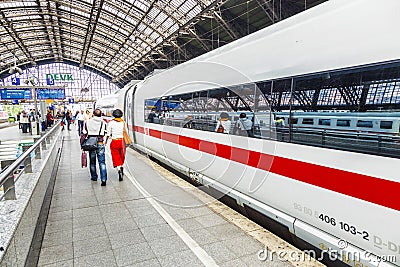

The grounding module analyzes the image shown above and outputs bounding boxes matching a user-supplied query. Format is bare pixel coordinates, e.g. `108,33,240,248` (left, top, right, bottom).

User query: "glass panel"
356,120,373,128
336,120,350,127
1,63,120,100
318,119,331,126
380,121,393,129
302,118,314,125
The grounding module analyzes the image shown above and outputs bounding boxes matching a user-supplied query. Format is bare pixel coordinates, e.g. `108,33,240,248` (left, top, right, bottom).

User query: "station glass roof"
0,0,218,86
0,0,326,88
0,62,120,100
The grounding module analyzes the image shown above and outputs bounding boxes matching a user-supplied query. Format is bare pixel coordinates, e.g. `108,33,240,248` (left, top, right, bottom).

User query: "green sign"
46,73,74,81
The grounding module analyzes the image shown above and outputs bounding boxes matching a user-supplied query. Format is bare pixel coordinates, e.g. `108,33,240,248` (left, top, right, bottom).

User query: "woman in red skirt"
104,109,126,181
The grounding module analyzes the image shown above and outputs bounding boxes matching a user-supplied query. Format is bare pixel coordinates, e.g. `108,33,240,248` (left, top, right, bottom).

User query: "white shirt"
215,120,232,134
107,120,124,139
236,118,252,130
83,117,107,136
76,113,85,121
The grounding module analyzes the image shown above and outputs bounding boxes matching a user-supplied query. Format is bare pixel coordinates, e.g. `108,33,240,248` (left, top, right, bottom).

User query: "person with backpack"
82,109,108,186
234,113,253,137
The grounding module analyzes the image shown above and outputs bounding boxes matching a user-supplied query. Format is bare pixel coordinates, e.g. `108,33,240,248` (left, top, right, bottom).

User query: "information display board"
37,88,65,99
0,89,32,99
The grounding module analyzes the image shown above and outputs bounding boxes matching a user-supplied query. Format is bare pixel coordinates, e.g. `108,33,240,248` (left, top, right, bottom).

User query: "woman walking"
104,109,126,181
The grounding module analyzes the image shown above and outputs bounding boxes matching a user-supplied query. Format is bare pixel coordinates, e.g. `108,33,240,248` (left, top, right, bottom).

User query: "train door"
125,85,137,143
124,87,134,143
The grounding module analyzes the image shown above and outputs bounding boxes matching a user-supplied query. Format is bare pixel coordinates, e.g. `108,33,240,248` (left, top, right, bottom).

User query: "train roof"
95,93,118,108
139,0,400,97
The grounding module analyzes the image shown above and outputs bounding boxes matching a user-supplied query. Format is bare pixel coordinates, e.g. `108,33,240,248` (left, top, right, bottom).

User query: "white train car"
95,93,119,117
112,1,400,266
95,80,140,122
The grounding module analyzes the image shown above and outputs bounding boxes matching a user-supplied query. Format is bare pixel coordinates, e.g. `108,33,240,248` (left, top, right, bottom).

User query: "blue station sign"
37,88,66,100
0,89,32,100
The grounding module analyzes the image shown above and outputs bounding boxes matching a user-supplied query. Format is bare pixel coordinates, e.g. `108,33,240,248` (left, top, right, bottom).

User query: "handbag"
81,122,103,151
123,122,132,146
81,151,87,168
217,121,224,133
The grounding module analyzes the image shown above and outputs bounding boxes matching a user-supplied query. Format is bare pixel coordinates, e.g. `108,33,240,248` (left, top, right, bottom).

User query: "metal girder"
182,40,204,58
36,0,63,61
155,1,211,53
79,0,105,68
337,85,360,109
101,0,161,71
279,0,305,20
116,0,227,82
311,88,321,111
188,28,211,52
219,6,258,37
358,83,370,112
0,10,35,66
292,90,312,110
212,11,238,40
256,0,278,23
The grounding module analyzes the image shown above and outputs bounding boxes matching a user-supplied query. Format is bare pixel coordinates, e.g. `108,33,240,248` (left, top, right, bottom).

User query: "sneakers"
101,181,106,186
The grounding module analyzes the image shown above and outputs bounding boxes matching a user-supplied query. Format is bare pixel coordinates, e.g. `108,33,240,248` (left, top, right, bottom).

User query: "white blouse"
215,120,232,134
107,120,124,139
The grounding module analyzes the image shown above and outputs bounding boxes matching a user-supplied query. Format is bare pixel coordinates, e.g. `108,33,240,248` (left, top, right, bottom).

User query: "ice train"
98,1,400,266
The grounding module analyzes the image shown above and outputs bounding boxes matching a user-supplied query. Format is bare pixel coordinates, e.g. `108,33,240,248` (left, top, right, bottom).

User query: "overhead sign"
37,89,66,100
0,89,31,100
46,73,73,82
46,77,55,86
11,77,20,85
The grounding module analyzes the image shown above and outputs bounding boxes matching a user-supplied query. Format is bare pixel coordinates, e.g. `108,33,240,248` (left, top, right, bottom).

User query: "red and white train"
98,1,400,266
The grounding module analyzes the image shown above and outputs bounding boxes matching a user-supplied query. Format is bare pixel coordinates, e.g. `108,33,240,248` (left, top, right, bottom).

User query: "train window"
356,120,373,128
290,118,298,124
336,119,350,127
318,119,331,126
302,118,314,125
380,121,393,129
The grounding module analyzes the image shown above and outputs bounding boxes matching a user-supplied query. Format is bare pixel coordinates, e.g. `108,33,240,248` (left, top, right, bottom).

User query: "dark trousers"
78,120,84,135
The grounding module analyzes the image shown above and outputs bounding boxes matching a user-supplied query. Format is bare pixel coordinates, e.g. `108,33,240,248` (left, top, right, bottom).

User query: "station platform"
0,124,40,164
35,131,321,267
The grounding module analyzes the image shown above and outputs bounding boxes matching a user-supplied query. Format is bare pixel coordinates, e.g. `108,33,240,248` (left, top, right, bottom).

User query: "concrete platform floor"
37,130,323,267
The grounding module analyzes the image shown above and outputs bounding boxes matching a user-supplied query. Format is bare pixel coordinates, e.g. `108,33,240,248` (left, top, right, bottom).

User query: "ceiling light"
25,76,38,86
9,66,23,75
9,53,23,75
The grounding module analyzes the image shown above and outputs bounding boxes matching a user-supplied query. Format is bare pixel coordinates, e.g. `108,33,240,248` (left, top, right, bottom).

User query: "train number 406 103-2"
318,213,369,241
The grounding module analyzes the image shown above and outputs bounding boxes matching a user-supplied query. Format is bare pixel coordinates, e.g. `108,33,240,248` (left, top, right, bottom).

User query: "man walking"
76,110,85,136
83,109,108,186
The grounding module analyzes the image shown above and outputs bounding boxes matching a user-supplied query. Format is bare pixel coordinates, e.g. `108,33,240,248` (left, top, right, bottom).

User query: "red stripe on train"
134,125,400,211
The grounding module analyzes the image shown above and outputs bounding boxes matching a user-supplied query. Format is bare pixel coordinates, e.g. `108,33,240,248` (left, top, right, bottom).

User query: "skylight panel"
133,0,149,12
187,6,201,19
